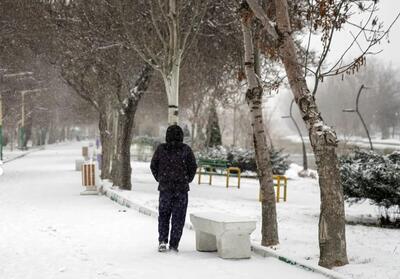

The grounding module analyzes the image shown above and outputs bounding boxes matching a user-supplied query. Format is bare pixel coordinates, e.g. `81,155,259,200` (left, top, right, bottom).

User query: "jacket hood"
166,125,184,143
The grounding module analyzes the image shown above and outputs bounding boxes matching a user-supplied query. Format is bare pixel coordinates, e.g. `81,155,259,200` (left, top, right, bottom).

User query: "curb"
100,182,347,279
251,244,348,279
102,185,158,219
3,147,45,164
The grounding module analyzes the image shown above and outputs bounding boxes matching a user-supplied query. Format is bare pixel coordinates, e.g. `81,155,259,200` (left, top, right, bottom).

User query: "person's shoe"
169,246,179,253
158,242,167,252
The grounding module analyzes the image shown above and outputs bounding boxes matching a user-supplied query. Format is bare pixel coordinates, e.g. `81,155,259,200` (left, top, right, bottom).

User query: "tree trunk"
240,9,279,246
110,110,119,183
111,64,153,190
60,126,66,142
23,118,33,148
163,59,181,125
112,110,135,190
10,126,14,151
99,111,112,180
48,121,57,144
191,122,195,146
274,0,348,268
381,126,389,139
233,104,237,147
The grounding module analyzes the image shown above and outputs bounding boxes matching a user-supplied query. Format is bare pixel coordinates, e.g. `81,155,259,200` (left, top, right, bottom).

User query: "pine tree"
206,104,222,147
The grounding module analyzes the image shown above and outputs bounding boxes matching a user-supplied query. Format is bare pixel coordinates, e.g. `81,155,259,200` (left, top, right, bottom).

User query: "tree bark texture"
111,64,153,190
110,110,119,183
163,58,181,125
47,121,57,144
99,111,112,180
23,117,32,148
112,110,135,190
273,0,348,267
240,9,279,247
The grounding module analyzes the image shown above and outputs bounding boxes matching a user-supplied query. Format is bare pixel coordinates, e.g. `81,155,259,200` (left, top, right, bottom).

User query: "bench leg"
284,184,287,202
198,170,201,184
195,231,217,252
216,233,252,259
276,177,281,203
283,177,287,202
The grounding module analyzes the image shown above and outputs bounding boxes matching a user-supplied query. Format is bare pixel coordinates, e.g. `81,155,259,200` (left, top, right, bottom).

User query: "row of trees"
1,0,397,269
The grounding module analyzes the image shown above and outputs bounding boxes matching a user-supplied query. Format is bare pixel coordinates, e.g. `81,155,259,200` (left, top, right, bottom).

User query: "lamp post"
282,99,308,171
1,71,34,153
17,88,44,150
343,84,373,150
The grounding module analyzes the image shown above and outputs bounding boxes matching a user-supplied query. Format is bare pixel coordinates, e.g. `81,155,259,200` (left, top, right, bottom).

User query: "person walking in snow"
150,125,197,252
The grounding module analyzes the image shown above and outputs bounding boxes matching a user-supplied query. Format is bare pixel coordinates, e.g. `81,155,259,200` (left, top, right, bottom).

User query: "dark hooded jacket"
150,125,197,192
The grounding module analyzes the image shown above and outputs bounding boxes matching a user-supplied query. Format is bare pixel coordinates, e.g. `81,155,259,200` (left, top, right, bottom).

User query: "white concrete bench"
190,212,256,259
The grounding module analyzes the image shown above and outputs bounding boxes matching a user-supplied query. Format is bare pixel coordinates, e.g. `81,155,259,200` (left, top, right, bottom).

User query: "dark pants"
158,191,188,248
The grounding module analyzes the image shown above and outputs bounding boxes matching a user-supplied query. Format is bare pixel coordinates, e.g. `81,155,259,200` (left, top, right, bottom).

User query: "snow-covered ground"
2,148,31,162
0,143,325,279
118,157,400,279
284,134,400,150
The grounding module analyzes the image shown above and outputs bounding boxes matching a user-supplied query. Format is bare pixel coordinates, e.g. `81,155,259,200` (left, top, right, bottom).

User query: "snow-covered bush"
340,150,400,226
132,136,162,150
196,146,289,175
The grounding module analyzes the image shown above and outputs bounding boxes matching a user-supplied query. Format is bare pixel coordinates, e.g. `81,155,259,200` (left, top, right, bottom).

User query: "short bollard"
75,159,84,171
82,146,89,160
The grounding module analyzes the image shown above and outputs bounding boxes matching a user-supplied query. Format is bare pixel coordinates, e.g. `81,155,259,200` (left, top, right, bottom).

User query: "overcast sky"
315,0,400,68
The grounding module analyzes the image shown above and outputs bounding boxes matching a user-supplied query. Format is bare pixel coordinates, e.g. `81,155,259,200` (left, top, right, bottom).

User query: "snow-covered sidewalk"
0,143,324,279
2,146,43,163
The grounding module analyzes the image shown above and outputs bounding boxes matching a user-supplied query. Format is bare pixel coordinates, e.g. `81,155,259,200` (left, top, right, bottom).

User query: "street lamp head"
281,115,291,119
343,109,356,113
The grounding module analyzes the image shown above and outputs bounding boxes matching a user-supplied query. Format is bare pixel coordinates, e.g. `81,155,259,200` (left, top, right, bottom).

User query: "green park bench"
197,158,241,188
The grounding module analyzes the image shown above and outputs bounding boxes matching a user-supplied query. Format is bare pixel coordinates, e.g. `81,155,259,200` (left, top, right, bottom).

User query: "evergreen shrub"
197,146,289,175
340,150,400,226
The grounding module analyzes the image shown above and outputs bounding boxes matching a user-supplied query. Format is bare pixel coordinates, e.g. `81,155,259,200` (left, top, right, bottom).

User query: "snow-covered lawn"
284,134,400,150
120,159,400,279
0,143,325,279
